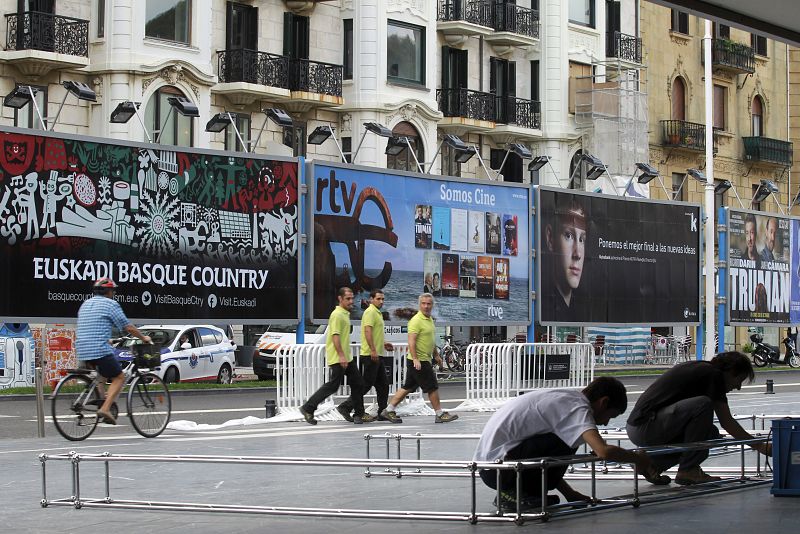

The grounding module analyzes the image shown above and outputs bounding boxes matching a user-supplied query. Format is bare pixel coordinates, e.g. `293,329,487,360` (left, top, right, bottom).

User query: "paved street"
1,371,800,533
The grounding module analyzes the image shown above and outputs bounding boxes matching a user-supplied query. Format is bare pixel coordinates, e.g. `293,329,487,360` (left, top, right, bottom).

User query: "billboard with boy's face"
310,162,530,325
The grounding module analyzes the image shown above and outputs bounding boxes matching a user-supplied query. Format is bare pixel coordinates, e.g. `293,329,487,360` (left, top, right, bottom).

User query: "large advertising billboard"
537,188,701,325
0,128,298,323
727,209,792,325
310,162,530,325
792,219,800,324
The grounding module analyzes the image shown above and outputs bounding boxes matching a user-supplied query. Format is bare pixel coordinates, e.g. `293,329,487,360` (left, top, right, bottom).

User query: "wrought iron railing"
708,39,755,73
437,88,496,122
437,0,493,27
492,1,539,39
743,137,793,166
5,11,88,56
661,120,719,152
495,97,541,129
608,31,642,63
218,50,342,97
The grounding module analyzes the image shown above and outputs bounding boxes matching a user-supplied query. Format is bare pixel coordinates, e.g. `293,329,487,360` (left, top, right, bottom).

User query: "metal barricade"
455,343,593,412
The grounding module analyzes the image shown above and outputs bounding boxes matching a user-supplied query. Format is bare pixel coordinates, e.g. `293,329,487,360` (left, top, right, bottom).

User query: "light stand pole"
703,19,716,361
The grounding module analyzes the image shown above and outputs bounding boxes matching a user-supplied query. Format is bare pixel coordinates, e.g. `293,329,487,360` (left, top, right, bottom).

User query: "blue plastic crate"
771,418,800,496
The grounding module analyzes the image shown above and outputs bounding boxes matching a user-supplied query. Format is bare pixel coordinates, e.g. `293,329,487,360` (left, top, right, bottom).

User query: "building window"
569,0,595,27
714,179,727,214
714,23,730,39
343,19,353,80
341,136,352,163
490,147,523,183
13,84,47,130
146,0,191,44
531,60,540,102
387,20,425,85
97,0,105,38
671,77,686,120
672,172,686,201
442,143,462,178
751,184,762,211
671,9,689,34
144,86,194,146
713,84,726,130
751,33,768,56
568,150,586,191
283,122,307,157
386,121,425,171
224,113,251,152
752,95,764,137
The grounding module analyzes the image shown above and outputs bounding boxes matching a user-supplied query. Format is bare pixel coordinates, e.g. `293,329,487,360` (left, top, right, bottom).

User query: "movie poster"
728,210,791,324
503,214,518,256
423,251,442,296
494,258,510,300
433,206,450,250
468,211,485,253
450,208,468,252
459,255,476,298
477,256,494,299
441,253,460,297
486,212,502,254
414,204,432,248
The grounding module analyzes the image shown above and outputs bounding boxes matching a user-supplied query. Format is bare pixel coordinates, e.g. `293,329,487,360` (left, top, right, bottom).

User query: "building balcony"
489,96,542,141
703,38,755,74
743,136,793,166
437,0,494,43
662,120,718,153
1,11,89,76
484,1,540,49
213,49,343,111
437,88,496,132
607,31,642,64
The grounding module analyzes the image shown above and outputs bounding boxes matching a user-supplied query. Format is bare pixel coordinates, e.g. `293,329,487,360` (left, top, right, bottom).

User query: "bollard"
265,400,276,418
765,379,774,395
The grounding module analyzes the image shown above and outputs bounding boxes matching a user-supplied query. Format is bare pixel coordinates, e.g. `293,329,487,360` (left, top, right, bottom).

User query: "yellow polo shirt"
325,306,352,365
360,304,385,356
407,311,435,362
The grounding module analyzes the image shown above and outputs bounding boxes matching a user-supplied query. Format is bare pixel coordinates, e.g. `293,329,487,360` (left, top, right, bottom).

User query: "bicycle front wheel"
127,373,171,438
51,374,100,441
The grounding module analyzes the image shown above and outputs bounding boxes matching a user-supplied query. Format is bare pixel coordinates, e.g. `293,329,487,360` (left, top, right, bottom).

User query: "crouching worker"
473,377,654,510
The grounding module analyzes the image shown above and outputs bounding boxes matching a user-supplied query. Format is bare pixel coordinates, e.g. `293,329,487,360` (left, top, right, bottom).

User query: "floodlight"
62,80,96,102
307,125,333,145
427,134,471,172
586,165,606,180
454,145,476,164
205,112,235,133
4,85,38,109
635,162,659,181
364,122,393,137
109,101,140,123
687,168,707,182
760,179,779,194
507,143,532,159
385,136,409,156
442,134,468,151
265,107,293,127
528,155,550,172
581,153,604,168
167,96,200,117
714,180,732,194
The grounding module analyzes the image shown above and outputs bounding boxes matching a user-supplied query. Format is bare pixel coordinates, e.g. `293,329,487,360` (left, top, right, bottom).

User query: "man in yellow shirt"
337,289,400,423
300,287,371,425
380,293,458,423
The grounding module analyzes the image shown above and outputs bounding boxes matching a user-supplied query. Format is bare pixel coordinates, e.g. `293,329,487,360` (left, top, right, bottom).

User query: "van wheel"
163,367,179,384
217,364,233,384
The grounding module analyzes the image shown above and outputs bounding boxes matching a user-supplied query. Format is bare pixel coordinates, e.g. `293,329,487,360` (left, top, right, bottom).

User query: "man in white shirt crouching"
473,376,655,510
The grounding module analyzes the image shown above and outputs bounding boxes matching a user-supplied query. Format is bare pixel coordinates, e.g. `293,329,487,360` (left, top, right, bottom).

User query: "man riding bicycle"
76,278,151,425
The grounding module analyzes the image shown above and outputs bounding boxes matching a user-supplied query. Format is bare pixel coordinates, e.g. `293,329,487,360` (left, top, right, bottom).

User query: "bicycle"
51,343,172,441
440,336,464,372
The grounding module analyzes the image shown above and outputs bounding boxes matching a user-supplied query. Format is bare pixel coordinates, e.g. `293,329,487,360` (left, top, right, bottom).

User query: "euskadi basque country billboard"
536,187,701,325
310,162,530,325
0,127,298,323
727,209,795,325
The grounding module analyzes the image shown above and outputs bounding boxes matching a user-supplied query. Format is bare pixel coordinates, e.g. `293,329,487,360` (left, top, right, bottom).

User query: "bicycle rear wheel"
127,372,171,438
51,374,100,441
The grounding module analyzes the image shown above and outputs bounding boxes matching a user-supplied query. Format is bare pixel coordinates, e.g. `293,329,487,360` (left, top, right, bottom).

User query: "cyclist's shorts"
82,355,123,379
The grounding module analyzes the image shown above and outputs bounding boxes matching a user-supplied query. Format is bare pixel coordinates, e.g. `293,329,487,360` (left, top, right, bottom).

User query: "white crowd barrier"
275,343,432,421
454,343,594,412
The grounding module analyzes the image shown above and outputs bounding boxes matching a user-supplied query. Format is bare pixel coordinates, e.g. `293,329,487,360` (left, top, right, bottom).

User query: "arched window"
752,95,764,137
386,121,425,172
671,77,686,120
144,86,194,146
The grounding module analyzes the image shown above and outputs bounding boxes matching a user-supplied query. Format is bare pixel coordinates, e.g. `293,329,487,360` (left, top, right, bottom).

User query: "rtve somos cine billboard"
536,187,701,326
310,162,531,325
0,127,299,323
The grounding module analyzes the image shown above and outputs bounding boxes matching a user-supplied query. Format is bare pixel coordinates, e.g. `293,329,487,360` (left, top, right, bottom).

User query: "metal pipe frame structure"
39,435,771,526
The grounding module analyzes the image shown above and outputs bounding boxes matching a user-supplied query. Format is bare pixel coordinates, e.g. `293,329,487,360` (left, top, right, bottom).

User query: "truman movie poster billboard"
0,128,299,323
728,210,791,325
792,219,800,324
310,162,530,325
537,188,701,325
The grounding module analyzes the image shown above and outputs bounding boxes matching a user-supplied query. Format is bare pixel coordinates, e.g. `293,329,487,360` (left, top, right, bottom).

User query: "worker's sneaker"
378,410,403,424
434,411,459,423
336,405,354,422
493,491,559,511
355,413,376,424
643,466,671,485
675,467,721,485
299,406,317,426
